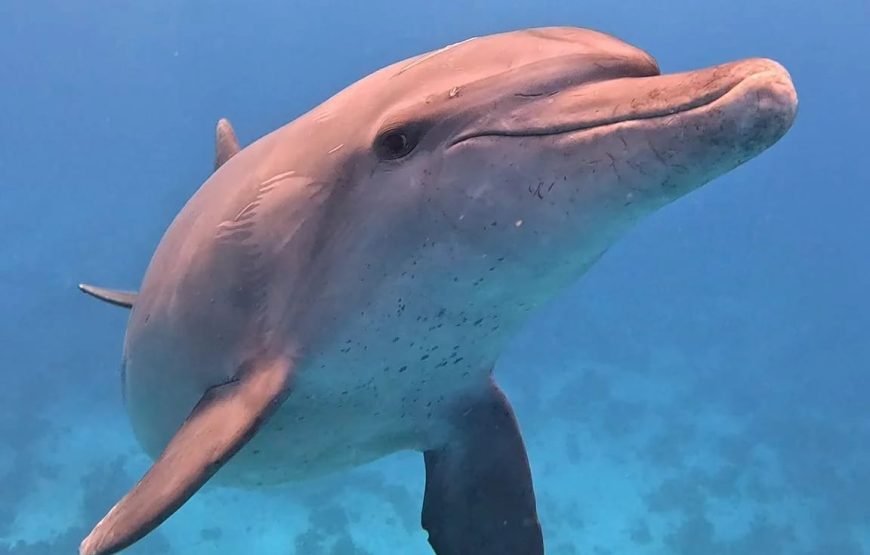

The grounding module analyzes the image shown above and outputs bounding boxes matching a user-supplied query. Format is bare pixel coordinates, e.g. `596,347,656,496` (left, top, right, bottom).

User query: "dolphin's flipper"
421,381,543,555
78,283,138,309
79,357,294,555
214,117,241,170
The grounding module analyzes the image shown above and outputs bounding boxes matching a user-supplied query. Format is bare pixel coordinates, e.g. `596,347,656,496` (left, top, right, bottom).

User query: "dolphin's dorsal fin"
79,356,294,555
78,283,137,309
214,118,241,170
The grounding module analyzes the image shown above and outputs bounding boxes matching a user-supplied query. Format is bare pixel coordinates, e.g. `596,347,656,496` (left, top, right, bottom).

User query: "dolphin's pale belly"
207,254,545,487
215,301,500,483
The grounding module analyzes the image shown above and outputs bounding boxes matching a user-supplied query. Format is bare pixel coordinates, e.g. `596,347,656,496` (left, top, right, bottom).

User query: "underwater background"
1,0,868,553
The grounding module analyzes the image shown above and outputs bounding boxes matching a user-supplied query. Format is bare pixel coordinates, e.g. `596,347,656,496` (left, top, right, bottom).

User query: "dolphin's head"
308,26,797,292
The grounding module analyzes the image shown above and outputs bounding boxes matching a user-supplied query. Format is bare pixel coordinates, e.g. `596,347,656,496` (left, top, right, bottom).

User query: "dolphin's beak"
453,58,797,146
561,57,797,138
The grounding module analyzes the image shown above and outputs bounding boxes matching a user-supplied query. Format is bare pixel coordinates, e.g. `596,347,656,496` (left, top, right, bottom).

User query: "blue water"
1,0,868,553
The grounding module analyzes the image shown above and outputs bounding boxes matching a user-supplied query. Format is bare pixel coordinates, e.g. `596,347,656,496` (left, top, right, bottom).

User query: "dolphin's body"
78,27,797,555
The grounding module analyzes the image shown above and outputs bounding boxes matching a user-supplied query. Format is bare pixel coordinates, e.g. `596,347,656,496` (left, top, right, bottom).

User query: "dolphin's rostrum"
77,26,797,555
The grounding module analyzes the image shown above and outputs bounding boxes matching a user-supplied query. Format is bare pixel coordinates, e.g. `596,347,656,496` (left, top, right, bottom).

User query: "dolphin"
77,26,797,555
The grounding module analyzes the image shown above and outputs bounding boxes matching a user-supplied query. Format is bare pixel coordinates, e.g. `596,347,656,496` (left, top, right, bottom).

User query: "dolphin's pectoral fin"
214,117,241,170
79,356,294,555
78,283,138,309
421,380,543,555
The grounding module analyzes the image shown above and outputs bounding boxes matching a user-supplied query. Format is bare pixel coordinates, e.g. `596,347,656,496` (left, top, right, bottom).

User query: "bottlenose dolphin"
77,26,797,555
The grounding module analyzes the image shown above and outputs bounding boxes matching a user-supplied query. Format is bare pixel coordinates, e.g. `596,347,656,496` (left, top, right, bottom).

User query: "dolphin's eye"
375,125,420,160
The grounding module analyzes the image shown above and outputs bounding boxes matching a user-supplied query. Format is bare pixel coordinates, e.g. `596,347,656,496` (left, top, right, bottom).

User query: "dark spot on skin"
252,449,261,455
399,366,407,373
453,358,464,364
392,337,399,343
473,318,484,326
420,354,429,361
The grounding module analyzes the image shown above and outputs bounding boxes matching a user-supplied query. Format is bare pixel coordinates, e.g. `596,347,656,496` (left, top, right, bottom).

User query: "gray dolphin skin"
77,26,797,555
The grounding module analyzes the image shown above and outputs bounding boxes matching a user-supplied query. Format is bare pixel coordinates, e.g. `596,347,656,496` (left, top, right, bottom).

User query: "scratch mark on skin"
225,171,297,224
606,152,623,182
329,144,344,154
618,134,628,150
394,37,478,76
216,170,298,331
529,178,560,200
647,140,668,166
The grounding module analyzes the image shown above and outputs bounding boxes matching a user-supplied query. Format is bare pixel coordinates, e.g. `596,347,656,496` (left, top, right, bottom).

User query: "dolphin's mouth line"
449,77,738,147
